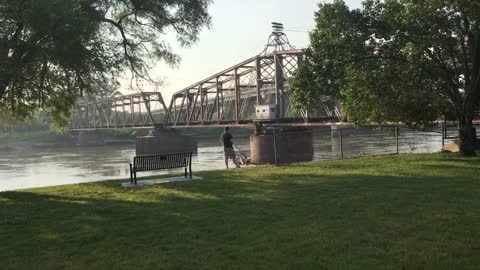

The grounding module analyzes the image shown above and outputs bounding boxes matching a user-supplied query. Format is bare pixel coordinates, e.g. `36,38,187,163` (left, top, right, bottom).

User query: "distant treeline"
0,112,254,144
0,112,54,132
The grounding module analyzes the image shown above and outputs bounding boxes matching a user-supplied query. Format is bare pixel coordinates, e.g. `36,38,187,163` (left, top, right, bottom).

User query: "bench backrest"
133,152,192,172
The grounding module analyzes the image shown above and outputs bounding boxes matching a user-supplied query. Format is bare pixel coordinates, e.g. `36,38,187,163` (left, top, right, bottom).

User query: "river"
0,127,456,192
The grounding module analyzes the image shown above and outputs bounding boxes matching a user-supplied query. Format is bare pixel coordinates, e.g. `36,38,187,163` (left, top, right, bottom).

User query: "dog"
236,153,251,166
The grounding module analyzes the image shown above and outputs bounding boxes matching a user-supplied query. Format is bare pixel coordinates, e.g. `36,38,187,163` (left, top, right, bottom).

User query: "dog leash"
234,144,245,155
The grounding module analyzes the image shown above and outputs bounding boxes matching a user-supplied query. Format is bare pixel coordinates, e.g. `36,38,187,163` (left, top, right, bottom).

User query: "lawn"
1,153,480,269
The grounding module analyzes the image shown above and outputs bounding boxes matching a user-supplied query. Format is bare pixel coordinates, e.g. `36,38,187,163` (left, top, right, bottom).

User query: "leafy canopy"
291,0,480,131
0,0,211,124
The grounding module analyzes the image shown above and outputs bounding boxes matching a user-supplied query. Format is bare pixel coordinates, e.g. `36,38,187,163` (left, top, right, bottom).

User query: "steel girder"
165,49,339,127
69,92,170,130
69,50,342,130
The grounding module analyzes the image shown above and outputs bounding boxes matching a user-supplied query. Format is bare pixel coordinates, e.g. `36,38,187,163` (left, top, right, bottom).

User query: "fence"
268,125,464,165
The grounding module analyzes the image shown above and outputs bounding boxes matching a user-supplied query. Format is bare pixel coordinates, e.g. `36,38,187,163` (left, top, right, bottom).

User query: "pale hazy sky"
128,0,363,99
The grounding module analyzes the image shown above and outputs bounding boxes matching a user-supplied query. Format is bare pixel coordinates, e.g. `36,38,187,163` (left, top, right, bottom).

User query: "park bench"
130,152,193,185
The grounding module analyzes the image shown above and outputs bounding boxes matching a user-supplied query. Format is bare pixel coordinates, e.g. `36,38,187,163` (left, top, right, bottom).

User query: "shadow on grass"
1,167,480,269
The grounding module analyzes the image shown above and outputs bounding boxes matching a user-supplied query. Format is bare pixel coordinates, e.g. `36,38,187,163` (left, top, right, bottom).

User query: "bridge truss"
70,25,342,130
70,92,170,130
70,49,341,130
168,49,312,127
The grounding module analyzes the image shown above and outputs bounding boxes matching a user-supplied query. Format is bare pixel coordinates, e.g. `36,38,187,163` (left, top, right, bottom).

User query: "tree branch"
98,16,150,84
469,32,480,106
449,39,461,86
460,33,471,85
99,13,165,88
342,54,410,67
99,17,130,59
0,35,9,100
424,49,463,113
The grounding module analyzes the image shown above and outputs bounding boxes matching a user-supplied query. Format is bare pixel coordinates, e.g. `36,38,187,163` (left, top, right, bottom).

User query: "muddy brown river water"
0,127,454,192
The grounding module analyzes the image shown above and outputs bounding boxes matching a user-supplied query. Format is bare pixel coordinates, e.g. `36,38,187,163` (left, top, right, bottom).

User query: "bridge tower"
257,23,295,118
250,23,314,165
261,22,294,55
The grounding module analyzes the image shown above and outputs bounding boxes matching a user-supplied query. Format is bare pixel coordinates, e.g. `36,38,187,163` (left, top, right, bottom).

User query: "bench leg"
134,171,137,185
189,163,192,179
184,167,187,178
130,163,133,184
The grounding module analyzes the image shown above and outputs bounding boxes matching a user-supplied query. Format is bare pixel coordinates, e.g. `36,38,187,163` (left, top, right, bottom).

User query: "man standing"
221,126,240,169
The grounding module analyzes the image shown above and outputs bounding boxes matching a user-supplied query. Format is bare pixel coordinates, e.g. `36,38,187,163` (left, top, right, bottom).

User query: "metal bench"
129,152,193,185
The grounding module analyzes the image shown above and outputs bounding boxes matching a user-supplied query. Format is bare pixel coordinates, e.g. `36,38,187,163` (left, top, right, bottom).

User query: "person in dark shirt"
220,126,240,169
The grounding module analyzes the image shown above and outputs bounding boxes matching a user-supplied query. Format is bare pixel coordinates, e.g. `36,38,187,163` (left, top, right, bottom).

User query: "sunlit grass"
1,153,480,269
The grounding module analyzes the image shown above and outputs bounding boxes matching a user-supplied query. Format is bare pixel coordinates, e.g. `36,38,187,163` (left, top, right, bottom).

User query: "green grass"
1,153,480,269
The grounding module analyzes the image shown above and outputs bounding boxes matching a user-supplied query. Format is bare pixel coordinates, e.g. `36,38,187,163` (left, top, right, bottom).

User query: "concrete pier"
250,126,313,165
136,128,198,156
76,132,105,146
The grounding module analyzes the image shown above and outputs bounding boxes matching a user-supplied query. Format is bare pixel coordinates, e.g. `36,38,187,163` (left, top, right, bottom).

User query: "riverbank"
1,153,480,269
0,129,138,148
0,127,253,148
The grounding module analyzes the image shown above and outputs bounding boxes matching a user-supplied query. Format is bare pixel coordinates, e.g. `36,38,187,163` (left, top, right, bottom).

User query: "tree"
83,80,122,103
0,0,211,123
291,0,480,155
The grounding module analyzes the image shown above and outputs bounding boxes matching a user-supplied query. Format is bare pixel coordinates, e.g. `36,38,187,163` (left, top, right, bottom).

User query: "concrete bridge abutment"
75,131,105,146
250,125,313,165
136,126,198,156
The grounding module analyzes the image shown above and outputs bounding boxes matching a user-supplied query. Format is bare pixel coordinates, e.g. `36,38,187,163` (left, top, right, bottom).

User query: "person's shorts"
224,148,236,159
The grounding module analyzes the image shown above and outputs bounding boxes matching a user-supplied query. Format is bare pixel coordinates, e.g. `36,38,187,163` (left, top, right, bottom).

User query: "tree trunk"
0,81,6,100
0,35,9,100
459,117,477,156
459,32,480,156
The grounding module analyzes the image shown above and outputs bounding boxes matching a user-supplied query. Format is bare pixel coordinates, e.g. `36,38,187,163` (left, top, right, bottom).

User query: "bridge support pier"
75,131,105,147
136,126,198,156
250,125,313,165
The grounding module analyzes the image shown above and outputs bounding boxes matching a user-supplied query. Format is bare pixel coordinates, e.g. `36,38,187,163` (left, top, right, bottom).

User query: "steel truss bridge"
70,28,342,131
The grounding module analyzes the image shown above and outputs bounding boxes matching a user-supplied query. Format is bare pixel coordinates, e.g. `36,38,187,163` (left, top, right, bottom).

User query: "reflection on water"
0,127,453,192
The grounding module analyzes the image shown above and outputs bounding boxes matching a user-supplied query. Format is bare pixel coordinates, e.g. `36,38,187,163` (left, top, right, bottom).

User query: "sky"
124,0,363,100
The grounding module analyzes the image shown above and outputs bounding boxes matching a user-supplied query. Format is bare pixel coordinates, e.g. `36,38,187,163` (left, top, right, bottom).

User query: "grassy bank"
1,153,480,269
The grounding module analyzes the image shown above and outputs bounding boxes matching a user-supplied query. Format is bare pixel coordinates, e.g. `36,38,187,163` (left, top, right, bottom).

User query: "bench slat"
133,153,192,172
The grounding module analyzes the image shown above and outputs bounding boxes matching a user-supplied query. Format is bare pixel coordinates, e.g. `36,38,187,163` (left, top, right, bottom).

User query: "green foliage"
0,0,211,124
2,153,480,269
289,55,323,112
0,111,52,132
0,111,70,143
290,0,367,112
291,0,480,152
